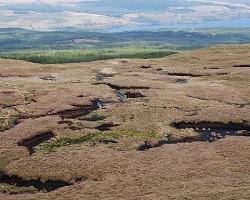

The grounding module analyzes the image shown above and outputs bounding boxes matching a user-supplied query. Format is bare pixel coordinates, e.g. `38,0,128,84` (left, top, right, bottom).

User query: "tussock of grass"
0,115,20,132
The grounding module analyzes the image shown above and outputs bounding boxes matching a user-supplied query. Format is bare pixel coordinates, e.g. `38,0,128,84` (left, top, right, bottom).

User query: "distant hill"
0,27,250,64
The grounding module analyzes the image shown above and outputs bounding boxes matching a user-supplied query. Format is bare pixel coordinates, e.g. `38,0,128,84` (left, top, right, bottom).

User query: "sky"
0,0,249,30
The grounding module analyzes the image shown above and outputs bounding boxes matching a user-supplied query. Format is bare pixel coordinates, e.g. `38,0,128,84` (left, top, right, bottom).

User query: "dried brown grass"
0,44,250,199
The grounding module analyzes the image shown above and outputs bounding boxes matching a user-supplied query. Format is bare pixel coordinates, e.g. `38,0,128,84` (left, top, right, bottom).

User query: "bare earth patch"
0,44,250,199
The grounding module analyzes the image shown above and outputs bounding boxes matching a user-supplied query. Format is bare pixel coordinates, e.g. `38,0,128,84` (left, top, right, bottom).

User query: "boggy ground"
0,44,250,199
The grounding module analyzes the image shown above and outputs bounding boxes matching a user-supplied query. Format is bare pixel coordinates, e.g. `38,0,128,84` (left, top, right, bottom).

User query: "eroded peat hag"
0,171,3,181
18,132,55,155
56,99,103,119
39,76,56,81
140,65,152,69
137,140,165,151
125,91,145,98
137,135,197,151
0,174,85,192
233,64,250,68
176,79,188,84
20,99,104,120
96,73,114,81
167,72,206,77
137,122,250,151
173,121,250,142
96,123,120,131
56,106,95,119
173,121,249,130
82,115,106,122
98,83,150,90
116,91,146,99
98,139,118,144
96,83,148,100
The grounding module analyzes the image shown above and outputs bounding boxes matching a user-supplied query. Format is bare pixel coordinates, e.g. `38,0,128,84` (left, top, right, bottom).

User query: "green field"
0,48,177,64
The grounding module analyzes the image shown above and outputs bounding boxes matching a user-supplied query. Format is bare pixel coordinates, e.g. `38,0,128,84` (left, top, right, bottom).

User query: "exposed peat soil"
137,122,250,150
82,115,106,121
167,72,205,77
233,64,250,68
56,99,103,119
0,175,81,192
95,123,120,131
116,91,146,99
174,121,250,141
174,121,249,139
18,132,55,155
98,83,150,90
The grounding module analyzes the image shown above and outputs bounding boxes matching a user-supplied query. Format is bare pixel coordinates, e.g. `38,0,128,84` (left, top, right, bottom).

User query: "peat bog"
0,44,250,199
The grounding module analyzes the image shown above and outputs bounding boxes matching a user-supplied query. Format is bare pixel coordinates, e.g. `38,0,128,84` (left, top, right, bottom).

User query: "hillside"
0,44,250,199
1,28,250,52
1,27,250,64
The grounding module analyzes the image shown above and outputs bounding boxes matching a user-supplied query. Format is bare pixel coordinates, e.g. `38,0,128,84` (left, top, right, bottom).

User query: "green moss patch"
43,134,96,151
42,130,154,151
101,130,148,138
